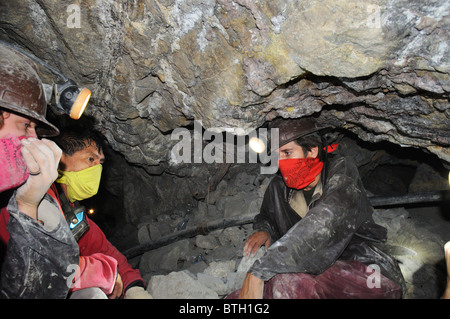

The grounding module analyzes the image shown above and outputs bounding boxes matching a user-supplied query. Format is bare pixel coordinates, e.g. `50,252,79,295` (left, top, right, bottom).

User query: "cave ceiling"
0,0,449,170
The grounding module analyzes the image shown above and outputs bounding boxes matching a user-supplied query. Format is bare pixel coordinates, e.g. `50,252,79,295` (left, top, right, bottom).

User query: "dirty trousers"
229,260,402,299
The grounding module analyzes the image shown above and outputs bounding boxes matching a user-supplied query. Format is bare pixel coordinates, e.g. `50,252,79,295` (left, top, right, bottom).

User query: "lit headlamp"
54,80,91,119
249,136,266,154
0,41,91,120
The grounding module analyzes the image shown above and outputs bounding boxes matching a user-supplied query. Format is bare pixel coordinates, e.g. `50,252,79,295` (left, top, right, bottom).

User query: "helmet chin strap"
320,135,329,189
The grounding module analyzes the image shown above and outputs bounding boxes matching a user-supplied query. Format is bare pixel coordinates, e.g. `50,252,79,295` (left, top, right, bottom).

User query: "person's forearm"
16,201,38,220
239,273,264,299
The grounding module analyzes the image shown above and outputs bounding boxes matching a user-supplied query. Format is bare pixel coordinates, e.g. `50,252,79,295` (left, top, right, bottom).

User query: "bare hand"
108,274,123,299
243,231,270,257
16,138,62,219
238,273,264,299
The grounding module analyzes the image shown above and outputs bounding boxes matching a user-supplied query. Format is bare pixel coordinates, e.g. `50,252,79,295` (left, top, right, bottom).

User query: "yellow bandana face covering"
56,164,103,202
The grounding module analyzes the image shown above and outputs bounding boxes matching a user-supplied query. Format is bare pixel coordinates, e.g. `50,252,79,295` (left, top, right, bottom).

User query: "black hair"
293,132,326,161
51,115,104,156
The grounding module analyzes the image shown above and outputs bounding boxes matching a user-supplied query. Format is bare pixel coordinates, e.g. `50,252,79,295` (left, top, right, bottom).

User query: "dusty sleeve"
253,176,301,243
70,253,118,295
0,191,79,299
77,217,145,292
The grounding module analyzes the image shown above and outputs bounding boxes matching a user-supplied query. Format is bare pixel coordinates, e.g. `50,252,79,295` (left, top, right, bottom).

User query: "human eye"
23,121,32,130
278,150,289,159
23,121,37,134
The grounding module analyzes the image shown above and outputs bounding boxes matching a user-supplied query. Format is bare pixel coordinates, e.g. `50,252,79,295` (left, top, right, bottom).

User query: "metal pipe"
123,191,450,258
368,191,450,207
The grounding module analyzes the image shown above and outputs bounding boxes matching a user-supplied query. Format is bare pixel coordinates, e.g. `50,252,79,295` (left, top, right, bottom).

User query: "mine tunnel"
0,0,449,301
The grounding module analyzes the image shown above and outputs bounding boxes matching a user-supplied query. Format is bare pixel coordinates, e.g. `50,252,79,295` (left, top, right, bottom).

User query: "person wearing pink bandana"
0,43,78,298
233,117,405,299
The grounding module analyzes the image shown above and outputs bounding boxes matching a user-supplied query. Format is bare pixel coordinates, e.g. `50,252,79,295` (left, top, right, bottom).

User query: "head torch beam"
0,41,91,120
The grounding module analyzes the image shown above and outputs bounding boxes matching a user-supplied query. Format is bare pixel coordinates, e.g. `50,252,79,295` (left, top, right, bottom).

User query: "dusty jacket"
249,155,405,291
0,189,79,299
0,188,119,297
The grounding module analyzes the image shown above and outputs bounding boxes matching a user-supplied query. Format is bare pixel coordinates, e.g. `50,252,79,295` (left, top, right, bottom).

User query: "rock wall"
1,0,448,170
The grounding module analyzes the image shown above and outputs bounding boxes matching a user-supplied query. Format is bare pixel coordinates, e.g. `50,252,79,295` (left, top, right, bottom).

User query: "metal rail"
123,191,450,258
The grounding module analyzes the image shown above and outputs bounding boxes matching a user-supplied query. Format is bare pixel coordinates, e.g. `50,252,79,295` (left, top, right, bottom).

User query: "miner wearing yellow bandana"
52,116,152,299
57,161,103,203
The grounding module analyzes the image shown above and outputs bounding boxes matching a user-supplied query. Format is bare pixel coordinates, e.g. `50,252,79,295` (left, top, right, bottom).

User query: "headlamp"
0,41,91,120
54,80,91,119
249,137,266,154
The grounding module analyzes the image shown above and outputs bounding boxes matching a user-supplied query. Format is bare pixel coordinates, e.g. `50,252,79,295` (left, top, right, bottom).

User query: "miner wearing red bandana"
235,117,406,299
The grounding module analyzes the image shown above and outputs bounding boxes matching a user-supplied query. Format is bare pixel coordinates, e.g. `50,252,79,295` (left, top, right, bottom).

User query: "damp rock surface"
1,0,448,169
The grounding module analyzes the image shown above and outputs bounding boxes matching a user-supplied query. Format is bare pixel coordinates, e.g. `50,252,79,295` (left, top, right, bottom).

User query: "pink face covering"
0,135,29,192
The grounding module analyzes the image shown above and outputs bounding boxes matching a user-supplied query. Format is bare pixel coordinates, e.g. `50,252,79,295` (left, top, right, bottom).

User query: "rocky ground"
373,205,449,299
120,165,449,299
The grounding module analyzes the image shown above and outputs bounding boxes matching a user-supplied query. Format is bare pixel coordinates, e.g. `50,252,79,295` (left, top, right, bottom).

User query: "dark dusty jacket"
249,155,405,292
0,189,79,299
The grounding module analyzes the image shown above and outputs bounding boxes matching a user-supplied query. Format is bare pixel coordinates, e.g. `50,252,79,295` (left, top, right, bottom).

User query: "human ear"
58,153,68,171
306,146,319,158
2,111,11,119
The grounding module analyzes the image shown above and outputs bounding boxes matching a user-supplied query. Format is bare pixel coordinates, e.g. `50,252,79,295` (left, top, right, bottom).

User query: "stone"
137,225,151,245
206,245,241,262
195,234,219,250
409,163,450,193
197,273,229,296
203,260,236,278
147,270,219,299
140,240,190,273
137,222,164,244
148,224,162,241
1,0,448,169
217,226,247,248
233,171,257,192
222,192,262,218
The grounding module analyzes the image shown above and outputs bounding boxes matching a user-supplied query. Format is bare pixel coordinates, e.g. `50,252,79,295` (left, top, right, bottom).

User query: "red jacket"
1,186,144,297
77,215,145,293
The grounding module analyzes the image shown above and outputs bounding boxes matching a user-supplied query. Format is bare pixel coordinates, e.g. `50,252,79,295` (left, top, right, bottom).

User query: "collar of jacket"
289,179,323,218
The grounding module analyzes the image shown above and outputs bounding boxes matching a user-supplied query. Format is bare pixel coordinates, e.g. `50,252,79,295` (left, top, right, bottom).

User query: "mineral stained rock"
0,0,448,168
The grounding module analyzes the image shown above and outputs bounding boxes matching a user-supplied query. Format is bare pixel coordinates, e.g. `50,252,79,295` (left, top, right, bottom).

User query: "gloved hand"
125,286,153,299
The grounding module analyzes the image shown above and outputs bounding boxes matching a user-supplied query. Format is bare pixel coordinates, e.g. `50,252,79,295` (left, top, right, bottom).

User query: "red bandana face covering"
278,144,339,190
278,157,323,190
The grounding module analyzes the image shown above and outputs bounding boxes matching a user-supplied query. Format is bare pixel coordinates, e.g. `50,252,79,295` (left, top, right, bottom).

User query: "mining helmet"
0,43,59,137
270,117,330,148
